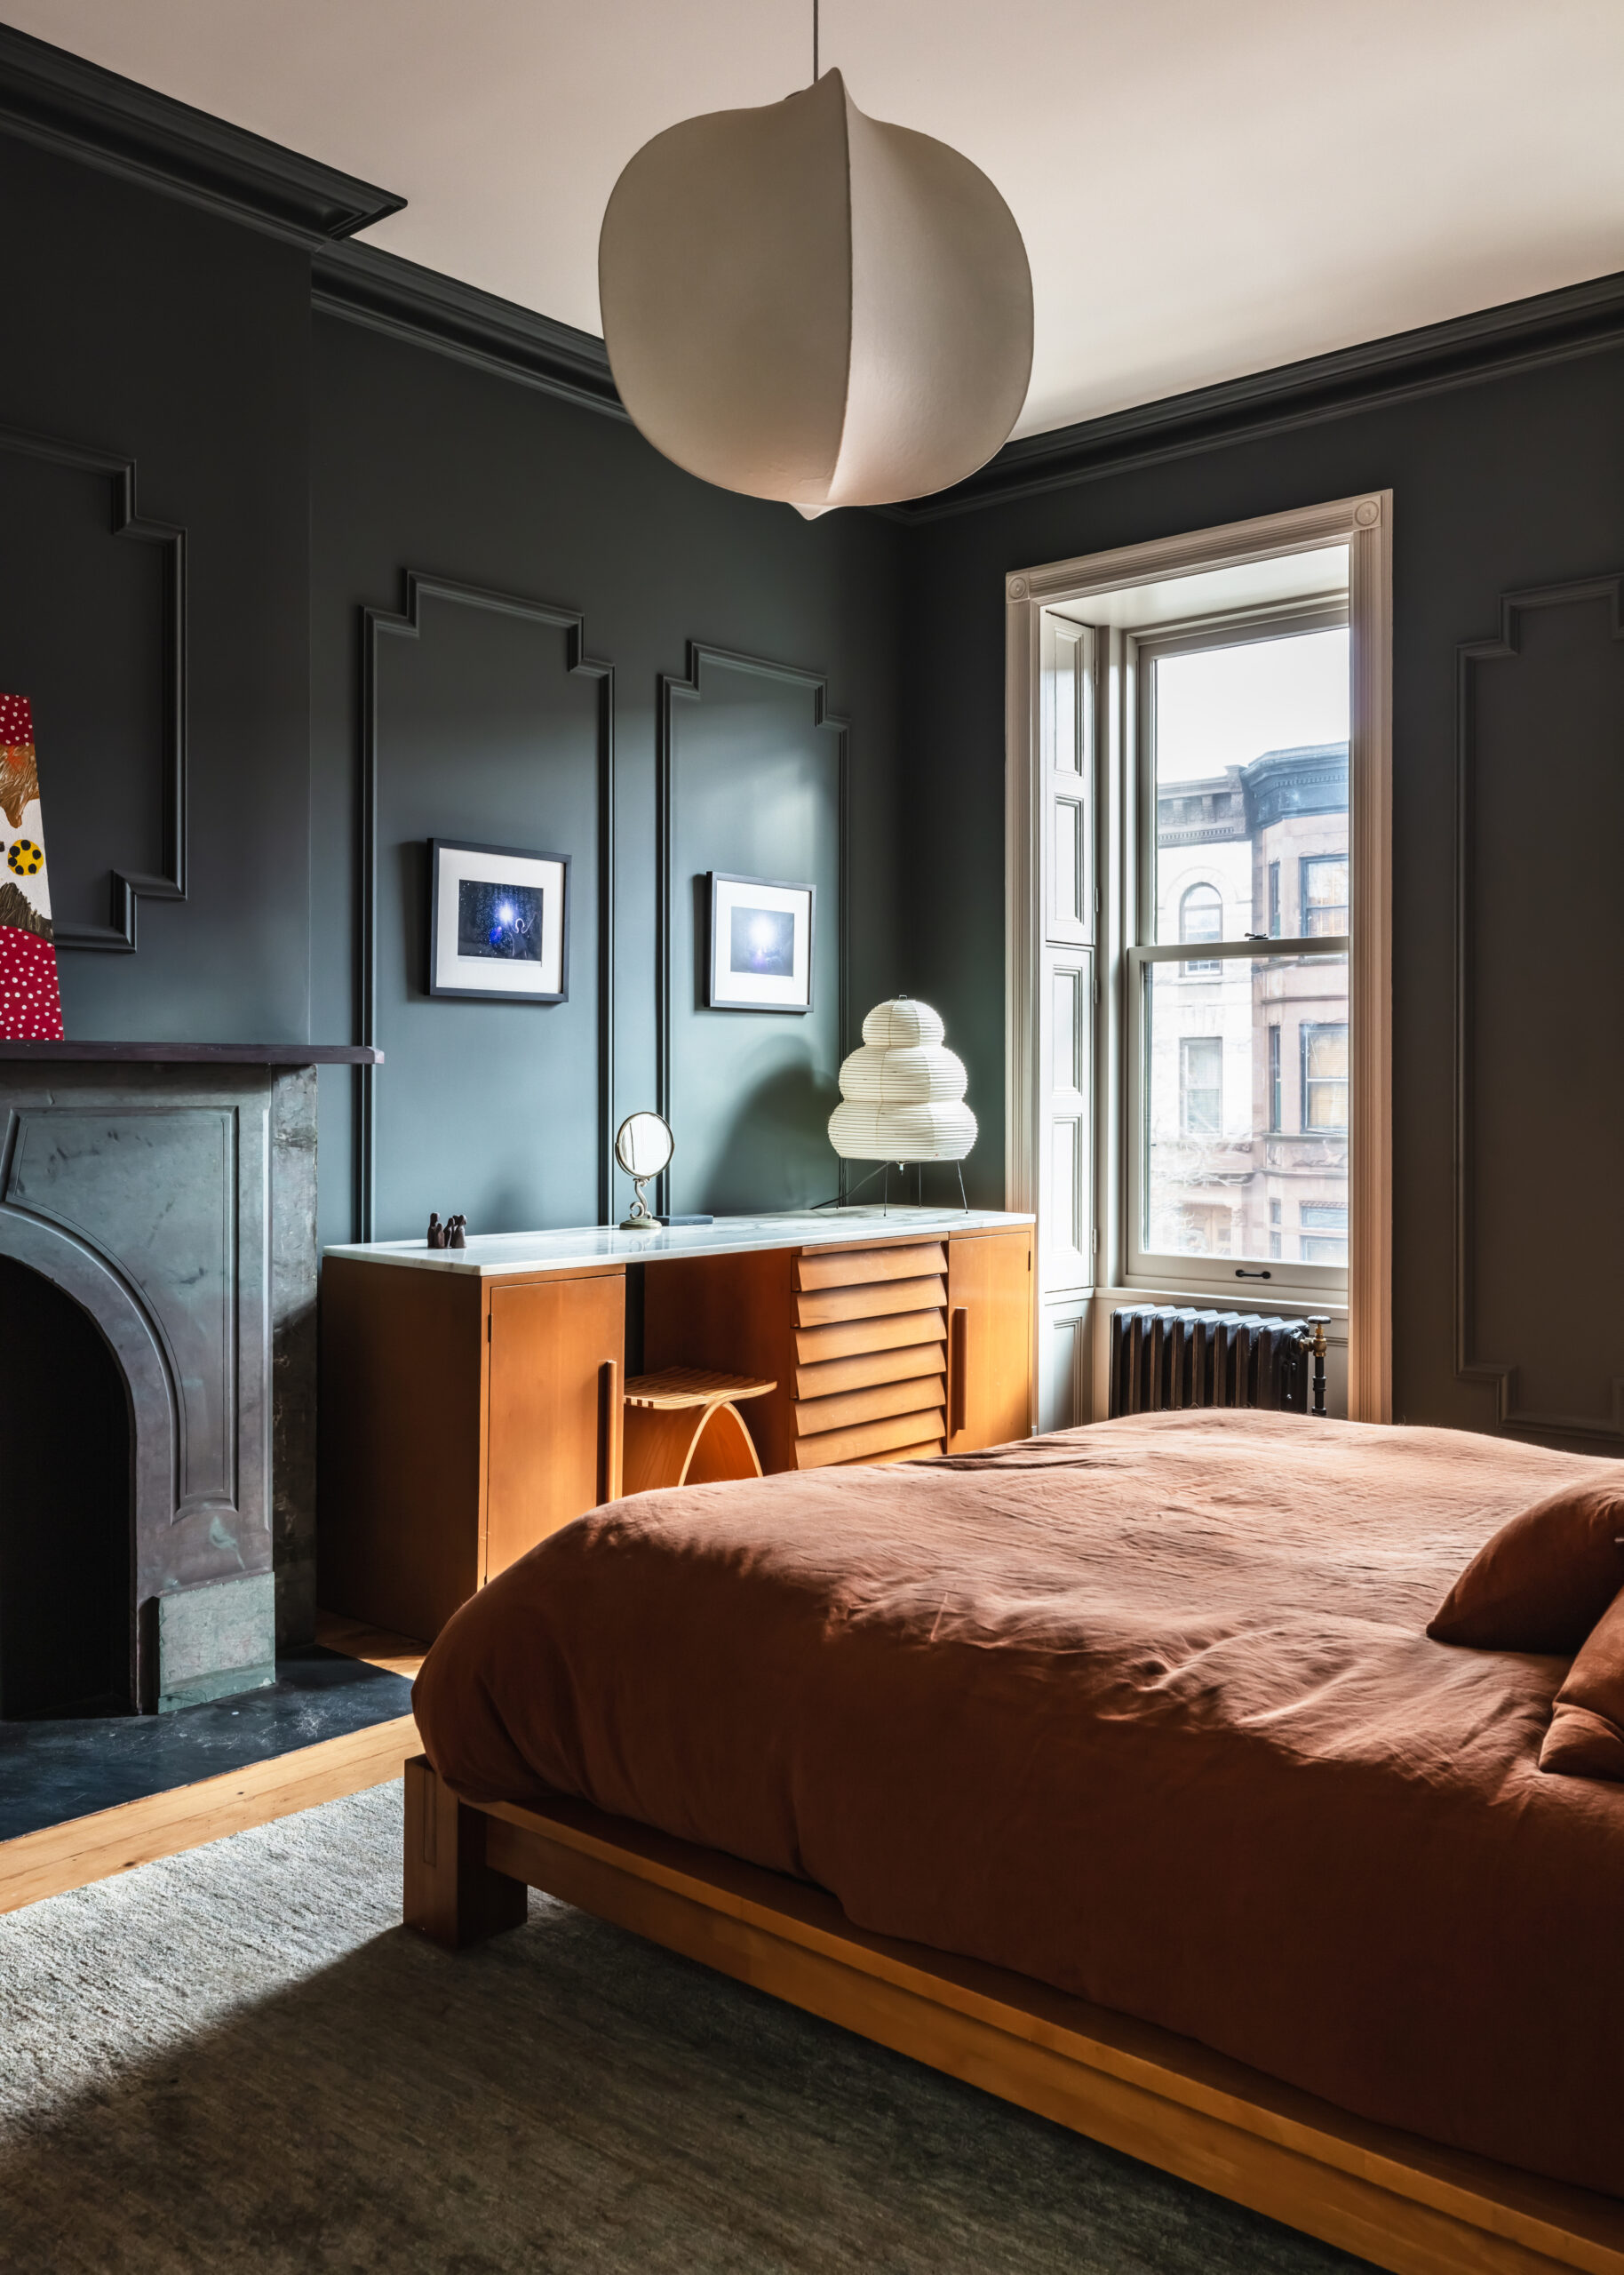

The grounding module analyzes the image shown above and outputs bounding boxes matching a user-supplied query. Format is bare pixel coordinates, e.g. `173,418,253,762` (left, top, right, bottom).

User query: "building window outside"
1178,1202,1233,1255
1179,882,1222,974
1269,1197,1283,1259
1268,860,1282,938
1300,1200,1348,1264
1301,1022,1348,1130
1268,1023,1282,1130
1180,1035,1222,1132
1301,854,1349,937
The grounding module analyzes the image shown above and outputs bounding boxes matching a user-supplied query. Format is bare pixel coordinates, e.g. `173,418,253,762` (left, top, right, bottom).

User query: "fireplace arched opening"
0,1254,133,1718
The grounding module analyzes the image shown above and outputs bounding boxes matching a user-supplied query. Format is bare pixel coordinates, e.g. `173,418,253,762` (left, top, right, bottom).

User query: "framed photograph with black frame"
427,838,570,1003
706,872,815,1012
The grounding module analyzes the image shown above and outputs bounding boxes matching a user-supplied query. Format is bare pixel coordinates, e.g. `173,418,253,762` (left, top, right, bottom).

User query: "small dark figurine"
426,1212,446,1249
446,1213,467,1249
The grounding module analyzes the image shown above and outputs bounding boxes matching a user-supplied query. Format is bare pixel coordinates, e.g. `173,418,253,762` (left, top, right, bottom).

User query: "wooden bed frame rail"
403,1758,1624,2275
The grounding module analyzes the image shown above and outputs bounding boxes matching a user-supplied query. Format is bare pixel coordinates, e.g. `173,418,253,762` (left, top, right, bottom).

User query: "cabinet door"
946,1233,1033,1454
486,1273,625,1581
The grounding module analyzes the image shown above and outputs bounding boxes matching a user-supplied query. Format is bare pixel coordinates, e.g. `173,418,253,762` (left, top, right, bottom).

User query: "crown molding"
312,241,626,421
888,267,1624,521
309,243,1624,523
0,22,402,243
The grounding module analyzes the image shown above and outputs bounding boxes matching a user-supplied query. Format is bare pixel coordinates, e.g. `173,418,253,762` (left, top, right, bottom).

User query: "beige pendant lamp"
598,50,1033,516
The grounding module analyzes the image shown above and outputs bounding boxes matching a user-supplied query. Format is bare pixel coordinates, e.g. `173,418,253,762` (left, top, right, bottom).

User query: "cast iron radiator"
1108,1305,1328,1419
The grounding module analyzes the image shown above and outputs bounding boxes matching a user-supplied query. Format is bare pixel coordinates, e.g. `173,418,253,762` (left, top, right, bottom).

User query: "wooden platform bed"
404,1756,1624,2275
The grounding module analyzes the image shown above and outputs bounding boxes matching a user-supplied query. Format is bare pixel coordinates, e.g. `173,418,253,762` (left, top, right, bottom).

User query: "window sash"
1125,938,1349,1298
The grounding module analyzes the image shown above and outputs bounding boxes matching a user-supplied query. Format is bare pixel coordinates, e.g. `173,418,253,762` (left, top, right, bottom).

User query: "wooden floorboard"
314,1610,428,1680
0,1617,428,1915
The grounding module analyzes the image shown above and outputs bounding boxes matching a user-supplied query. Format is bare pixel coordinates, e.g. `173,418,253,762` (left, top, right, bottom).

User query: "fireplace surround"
0,1042,375,1715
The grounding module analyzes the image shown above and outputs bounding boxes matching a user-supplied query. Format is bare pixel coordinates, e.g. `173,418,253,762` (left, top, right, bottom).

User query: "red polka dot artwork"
0,694,65,1041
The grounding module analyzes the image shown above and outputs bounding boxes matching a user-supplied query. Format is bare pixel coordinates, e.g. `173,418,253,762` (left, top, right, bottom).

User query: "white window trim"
1005,494,1393,1424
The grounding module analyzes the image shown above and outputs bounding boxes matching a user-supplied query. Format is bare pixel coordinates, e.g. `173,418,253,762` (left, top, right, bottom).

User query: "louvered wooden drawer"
794,1337,945,1401
793,1402,947,1469
790,1241,949,1465
794,1273,946,1329
792,1307,943,1368
793,1371,947,1437
794,1241,946,1292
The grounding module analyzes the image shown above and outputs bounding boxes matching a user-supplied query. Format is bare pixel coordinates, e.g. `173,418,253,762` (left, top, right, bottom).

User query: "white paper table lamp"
827,997,975,1204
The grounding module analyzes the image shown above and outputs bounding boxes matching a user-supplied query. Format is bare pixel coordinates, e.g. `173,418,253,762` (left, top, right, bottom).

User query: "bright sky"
1154,627,1349,782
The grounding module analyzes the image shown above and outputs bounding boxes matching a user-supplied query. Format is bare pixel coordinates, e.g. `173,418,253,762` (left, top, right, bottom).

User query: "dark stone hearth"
0,1647,413,1840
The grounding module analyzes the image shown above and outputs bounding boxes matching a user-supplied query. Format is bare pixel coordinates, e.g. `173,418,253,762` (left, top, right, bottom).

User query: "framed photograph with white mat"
707,873,815,1012
427,838,569,1003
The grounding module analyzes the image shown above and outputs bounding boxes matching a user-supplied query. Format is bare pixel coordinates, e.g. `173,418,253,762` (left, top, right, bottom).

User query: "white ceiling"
8,0,1624,440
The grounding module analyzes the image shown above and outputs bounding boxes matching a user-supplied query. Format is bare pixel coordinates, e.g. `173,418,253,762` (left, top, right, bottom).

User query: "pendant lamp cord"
812,0,819,81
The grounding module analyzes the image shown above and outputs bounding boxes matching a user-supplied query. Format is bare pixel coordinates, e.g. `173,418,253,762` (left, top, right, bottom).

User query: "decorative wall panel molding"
0,22,402,244
0,423,185,952
657,643,848,1217
1455,573,1624,1440
359,572,614,1240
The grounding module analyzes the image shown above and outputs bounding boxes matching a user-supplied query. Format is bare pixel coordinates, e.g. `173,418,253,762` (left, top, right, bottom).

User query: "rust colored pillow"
1540,1586,1624,1782
1427,1480,1624,1651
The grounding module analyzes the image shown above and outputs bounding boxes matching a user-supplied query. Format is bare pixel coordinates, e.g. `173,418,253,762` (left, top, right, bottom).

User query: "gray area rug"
0,1783,1377,2273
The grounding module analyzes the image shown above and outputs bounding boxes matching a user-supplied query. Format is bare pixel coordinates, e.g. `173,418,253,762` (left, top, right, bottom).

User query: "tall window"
1179,882,1222,974
1134,614,1350,1293
1180,1036,1222,1132
1301,854,1349,937
1301,1022,1349,1130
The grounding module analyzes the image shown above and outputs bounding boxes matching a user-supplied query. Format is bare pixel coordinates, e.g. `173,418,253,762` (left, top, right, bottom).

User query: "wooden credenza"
318,1212,1033,1641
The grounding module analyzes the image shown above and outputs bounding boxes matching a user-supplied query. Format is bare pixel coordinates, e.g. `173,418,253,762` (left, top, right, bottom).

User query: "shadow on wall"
690,1043,841,1216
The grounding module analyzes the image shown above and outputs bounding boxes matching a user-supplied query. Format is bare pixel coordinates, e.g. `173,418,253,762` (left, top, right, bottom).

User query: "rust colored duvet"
414,1411,1624,2199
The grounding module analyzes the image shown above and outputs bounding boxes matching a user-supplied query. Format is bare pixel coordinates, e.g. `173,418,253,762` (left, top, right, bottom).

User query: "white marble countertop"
323,1205,1032,1278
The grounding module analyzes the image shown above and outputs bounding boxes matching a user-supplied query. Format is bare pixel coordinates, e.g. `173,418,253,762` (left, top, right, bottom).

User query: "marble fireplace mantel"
0,1044,377,1713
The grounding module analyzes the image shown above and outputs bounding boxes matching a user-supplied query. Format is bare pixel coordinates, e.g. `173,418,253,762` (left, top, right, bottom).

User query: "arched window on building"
1179,882,1222,974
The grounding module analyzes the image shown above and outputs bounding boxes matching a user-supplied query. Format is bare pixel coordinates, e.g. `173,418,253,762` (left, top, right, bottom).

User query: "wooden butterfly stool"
620,1368,776,1494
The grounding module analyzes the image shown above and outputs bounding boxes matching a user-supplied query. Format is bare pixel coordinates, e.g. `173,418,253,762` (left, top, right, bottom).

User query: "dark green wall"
0,132,312,1040
898,347,1624,1441
309,314,904,1249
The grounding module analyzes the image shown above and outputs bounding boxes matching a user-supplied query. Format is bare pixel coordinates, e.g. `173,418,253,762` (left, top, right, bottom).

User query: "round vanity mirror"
615,1111,673,1229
